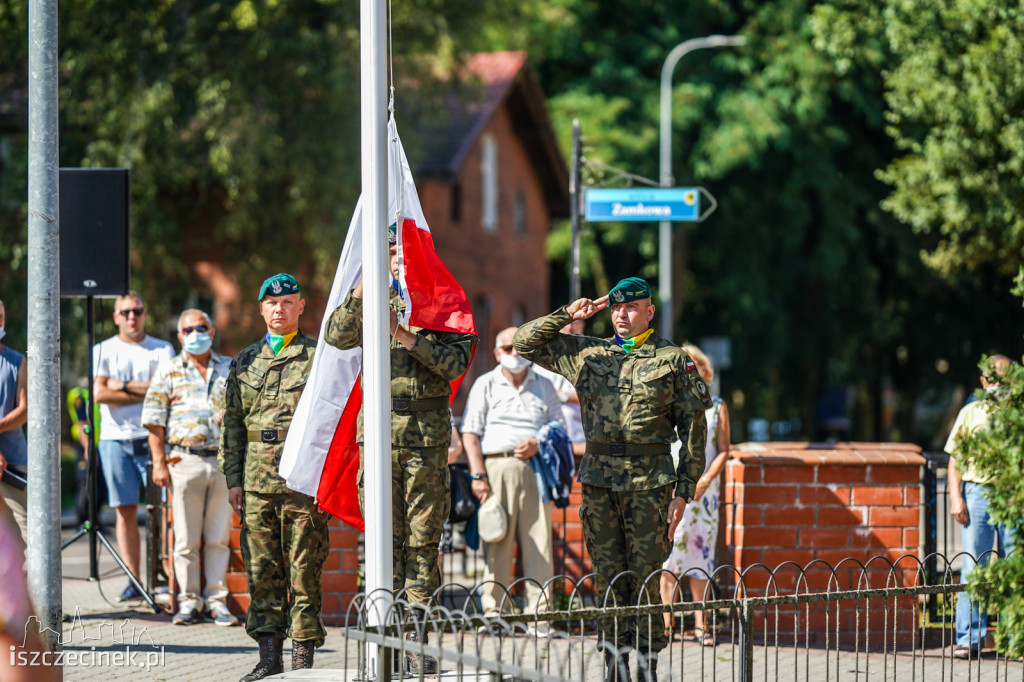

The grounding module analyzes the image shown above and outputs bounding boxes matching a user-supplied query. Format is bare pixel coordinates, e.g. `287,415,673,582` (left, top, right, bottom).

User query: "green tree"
0,0,524,366
878,0,1024,276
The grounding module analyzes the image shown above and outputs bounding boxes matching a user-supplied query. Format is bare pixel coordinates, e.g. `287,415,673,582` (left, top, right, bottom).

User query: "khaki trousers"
480,456,553,616
0,479,27,549
168,451,232,612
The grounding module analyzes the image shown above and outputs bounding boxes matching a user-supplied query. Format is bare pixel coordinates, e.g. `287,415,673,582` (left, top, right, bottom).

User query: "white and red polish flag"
279,118,476,530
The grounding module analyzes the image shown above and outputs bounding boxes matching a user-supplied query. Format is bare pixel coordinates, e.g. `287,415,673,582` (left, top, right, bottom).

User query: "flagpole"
360,0,393,674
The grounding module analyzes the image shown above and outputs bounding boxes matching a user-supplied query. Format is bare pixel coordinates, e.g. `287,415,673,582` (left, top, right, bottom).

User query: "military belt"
586,441,671,457
170,444,219,457
391,396,448,413
247,429,288,443
484,450,516,458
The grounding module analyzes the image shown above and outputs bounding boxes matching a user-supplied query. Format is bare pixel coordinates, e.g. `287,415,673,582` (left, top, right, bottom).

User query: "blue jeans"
956,481,1017,647
97,438,150,508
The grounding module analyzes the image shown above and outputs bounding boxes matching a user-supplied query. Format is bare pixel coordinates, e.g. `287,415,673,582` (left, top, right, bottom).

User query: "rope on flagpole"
386,0,401,226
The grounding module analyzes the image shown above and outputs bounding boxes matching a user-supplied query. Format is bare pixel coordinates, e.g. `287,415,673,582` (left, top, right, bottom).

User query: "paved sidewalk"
52,526,1022,681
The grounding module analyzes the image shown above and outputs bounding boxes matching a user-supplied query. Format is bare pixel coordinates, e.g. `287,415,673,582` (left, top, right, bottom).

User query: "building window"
481,134,497,233
450,182,461,224
514,192,526,238
512,304,526,328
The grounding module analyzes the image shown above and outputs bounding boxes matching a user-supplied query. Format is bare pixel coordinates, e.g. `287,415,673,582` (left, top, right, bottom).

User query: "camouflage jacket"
218,332,316,493
513,307,712,500
324,290,477,448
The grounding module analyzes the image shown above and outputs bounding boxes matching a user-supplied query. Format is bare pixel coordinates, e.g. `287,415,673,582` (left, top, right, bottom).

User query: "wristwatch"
469,472,488,481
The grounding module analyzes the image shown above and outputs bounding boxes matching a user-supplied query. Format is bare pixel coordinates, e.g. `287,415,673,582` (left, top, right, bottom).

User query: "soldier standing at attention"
324,230,477,675
513,277,712,682
220,274,330,681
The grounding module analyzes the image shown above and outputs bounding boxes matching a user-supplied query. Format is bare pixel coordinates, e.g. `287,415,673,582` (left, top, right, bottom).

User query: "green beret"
608,277,652,304
388,222,397,245
259,273,301,301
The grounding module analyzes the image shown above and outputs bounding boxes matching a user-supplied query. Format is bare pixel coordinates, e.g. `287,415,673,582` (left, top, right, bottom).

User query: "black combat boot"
603,647,632,682
240,636,283,681
638,649,658,682
404,605,439,675
292,639,315,670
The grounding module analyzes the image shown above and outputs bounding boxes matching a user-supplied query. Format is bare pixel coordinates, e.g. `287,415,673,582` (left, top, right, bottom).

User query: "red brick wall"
723,442,925,646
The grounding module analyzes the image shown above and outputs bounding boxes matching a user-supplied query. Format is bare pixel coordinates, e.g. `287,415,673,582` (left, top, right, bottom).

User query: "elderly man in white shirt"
462,327,564,623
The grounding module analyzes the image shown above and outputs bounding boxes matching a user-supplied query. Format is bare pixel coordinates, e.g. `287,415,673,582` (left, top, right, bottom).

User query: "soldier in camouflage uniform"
219,274,330,681
514,277,712,682
324,235,476,674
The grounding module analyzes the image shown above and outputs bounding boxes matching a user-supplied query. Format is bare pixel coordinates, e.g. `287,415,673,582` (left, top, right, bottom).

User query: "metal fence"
339,553,1022,681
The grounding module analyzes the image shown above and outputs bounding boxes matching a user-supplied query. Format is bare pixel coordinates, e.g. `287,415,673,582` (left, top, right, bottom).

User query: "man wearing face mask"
461,326,564,624
142,309,236,628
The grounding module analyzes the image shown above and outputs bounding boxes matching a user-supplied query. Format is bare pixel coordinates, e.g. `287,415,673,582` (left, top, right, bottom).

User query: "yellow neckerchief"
266,330,297,355
616,327,654,353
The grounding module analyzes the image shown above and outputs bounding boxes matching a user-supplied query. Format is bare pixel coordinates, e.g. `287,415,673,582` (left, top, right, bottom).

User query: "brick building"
405,50,570,407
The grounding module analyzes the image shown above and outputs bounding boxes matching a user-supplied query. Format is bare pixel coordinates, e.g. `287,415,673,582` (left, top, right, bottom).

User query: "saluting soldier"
513,277,712,682
219,274,330,681
324,229,477,675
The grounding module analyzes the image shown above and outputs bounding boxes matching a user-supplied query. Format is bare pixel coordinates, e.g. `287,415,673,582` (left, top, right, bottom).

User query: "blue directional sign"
585,188,700,222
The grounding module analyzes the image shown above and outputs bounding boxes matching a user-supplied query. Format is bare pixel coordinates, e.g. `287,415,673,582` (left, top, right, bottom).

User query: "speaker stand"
61,295,160,614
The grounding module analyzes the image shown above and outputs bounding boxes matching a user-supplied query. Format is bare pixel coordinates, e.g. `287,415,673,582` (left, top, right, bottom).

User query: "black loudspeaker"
59,168,130,297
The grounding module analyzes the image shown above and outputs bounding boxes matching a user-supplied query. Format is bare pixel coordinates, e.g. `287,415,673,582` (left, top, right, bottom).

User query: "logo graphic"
271,280,283,295
12,608,165,673
612,290,624,303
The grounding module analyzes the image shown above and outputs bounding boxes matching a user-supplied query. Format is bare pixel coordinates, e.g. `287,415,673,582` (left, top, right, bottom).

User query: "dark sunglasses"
499,345,514,353
182,325,209,334
116,307,145,318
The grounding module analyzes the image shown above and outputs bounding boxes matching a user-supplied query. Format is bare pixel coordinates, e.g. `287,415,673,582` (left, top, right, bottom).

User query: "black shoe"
405,617,439,674
603,647,632,682
292,640,315,671
638,650,658,682
953,645,981,660
116,582,143,602
240,636,284,681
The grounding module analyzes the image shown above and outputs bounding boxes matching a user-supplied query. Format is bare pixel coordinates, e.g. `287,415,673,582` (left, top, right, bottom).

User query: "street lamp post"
659,34,745,340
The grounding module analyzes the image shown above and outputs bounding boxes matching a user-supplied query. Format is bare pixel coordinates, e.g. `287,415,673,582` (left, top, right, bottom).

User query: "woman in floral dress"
660,343,731,646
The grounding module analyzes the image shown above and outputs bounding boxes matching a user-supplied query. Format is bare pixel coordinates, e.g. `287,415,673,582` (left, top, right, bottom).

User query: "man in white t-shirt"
93,292,174,601
462,327,564,624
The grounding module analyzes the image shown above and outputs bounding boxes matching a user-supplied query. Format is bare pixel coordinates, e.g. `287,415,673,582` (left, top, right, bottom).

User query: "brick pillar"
723,442,924,646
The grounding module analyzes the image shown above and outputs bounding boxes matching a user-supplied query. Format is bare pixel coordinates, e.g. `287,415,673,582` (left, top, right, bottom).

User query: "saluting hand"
566,295,609,321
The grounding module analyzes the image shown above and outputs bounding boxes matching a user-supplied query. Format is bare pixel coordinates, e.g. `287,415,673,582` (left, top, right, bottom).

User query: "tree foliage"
516,0,1022,439
878,0,1024,276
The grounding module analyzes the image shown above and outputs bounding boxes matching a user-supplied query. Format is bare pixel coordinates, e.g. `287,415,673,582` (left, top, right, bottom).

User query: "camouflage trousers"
360,445,450,606
580,483,673,652
240,490,331,646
